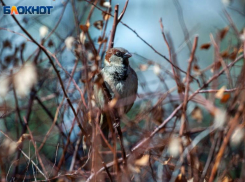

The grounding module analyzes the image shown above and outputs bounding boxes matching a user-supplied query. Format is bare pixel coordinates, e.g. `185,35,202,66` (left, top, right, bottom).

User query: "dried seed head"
13,63,38,97
39,26,48,38
1,138,17,156
231,127,244,146
168,137,180,157
214,109,226,129
65,36,75,50
153,64,161,75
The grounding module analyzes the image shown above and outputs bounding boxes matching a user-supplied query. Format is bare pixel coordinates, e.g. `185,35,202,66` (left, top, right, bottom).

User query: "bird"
93,47,138,144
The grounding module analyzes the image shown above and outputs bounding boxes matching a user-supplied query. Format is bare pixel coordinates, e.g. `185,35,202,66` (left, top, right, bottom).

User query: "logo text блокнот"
3,6,53,15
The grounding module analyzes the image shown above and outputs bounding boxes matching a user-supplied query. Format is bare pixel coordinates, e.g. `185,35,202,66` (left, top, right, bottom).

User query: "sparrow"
93,47,138,142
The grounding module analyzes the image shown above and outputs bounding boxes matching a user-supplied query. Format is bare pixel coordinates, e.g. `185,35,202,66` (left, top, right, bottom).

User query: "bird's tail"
100,113,110,147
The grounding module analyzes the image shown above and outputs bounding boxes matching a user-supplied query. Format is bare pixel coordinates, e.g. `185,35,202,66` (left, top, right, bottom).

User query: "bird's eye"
115,52,123,57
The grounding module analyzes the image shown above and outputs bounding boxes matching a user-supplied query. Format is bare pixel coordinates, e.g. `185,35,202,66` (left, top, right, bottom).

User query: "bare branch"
118,0,129,22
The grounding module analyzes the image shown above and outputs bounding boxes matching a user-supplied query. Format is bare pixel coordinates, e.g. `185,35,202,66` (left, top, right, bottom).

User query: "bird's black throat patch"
113,68,128,81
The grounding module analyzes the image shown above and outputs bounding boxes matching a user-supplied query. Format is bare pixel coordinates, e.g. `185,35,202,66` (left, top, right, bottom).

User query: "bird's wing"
93,72,115,98
93,72,115,110
104,80,115,99
93,72,102,83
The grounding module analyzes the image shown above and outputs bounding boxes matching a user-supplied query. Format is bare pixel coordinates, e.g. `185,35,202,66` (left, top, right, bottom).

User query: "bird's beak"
123,52,132,59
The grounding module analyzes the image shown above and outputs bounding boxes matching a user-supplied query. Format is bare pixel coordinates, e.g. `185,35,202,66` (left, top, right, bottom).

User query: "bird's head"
104,47,132,67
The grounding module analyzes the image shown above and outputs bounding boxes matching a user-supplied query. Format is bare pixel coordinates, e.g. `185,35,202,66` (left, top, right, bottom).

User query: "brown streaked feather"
105,48,120,62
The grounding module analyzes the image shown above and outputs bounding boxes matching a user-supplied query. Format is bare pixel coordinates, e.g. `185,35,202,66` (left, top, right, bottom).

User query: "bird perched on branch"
94,47,138,143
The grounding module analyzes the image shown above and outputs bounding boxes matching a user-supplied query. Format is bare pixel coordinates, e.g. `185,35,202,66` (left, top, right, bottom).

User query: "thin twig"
118,0,129,22
159,18,182,92
69,135,82,171
44,0,69,41
180,36,198,136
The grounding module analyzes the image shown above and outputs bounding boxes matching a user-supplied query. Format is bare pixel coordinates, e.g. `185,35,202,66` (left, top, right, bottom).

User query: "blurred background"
1,0,245,181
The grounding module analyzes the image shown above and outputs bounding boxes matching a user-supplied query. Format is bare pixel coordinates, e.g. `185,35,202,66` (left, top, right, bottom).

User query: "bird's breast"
103,67,137,98
100,66,138,113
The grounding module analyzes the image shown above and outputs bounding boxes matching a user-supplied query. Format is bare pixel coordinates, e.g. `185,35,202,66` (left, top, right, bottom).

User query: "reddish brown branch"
180,36,198,136
159,18,182,92
224,10,240,38
108,1,129,49
108,5,119,49
118,0,129,22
